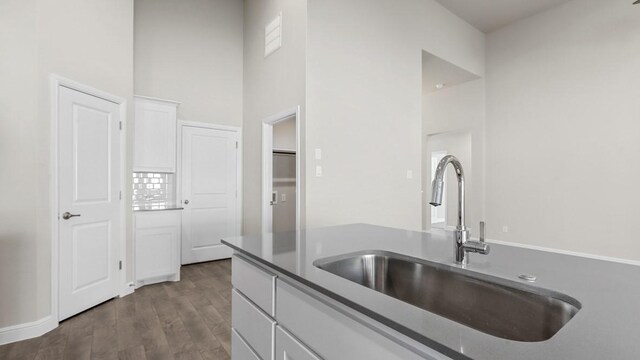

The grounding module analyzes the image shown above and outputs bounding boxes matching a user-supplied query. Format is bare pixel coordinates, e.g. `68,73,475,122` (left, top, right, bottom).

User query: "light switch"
315,165,323,177
502,226,509,233
281,193,287,202
406,170,413,179
315,148,322,160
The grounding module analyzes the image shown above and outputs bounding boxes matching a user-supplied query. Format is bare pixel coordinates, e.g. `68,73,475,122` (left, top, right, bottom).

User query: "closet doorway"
262,107,301,234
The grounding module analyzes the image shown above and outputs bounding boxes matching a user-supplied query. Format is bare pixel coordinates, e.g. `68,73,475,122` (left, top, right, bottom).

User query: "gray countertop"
221,224,640,360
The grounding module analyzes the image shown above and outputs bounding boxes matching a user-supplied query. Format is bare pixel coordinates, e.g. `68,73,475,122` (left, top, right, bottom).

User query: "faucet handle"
479,221,486,243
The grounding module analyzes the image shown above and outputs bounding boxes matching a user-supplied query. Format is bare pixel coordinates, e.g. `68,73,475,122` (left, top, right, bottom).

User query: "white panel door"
181,126,238,264
58,86,121,320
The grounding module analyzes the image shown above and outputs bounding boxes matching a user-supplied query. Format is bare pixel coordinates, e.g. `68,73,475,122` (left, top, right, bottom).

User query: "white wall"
485,0,640,261
0,0,40,330
243,0,306,235
305,0,485,230
0,0,134,329
134,0,243,127
423,79,485,234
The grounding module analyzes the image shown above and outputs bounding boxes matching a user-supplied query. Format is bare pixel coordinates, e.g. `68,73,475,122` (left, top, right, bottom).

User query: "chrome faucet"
429,155,489,265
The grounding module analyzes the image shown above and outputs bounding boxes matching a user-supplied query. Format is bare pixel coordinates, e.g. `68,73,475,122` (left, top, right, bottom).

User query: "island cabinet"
230,254,447,360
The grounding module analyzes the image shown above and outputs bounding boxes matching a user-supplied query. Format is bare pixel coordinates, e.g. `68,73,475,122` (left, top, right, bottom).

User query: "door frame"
262,106,301,234
176,120,243,239
50,75,129,324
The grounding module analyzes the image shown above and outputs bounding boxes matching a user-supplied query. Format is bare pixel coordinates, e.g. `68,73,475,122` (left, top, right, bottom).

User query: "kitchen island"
222,224,640,360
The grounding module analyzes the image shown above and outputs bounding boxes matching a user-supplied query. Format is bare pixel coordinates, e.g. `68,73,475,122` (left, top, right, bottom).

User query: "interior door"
58,86,121,320
181,125,238,264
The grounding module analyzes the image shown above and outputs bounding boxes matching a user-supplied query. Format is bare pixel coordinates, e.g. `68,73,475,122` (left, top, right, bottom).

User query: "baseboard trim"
427,228,640,267
0,316,58,346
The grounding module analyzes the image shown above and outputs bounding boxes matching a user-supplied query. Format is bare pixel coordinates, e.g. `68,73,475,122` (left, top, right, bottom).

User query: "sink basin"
313,250,581,342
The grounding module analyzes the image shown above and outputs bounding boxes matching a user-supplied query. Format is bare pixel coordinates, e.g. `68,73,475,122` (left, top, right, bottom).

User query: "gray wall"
243,0,307,235
305,0,485,230
0,0,134,328
134,0,243,126
422,79,485,233
272,153,297,232
485,0,640,260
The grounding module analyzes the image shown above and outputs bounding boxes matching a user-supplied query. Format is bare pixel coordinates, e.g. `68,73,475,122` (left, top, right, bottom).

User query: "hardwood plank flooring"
0,260,232,360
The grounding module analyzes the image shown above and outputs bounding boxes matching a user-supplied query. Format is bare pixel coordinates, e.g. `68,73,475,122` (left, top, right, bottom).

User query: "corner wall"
134,0,243,127
305,0,485,230
0,0,134,332
242,0,307,235
485,0,640,260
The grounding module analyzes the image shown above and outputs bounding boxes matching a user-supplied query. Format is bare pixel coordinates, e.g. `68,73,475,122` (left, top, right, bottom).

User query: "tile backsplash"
132,172,175,209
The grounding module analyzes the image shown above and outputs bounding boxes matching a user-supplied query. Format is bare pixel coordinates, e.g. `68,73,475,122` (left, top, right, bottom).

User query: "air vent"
265,12,282,57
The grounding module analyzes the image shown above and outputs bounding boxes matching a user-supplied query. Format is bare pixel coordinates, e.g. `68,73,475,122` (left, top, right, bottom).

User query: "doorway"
262,107,301,234
52,77,127,321
179,122,241,264
424,131,472,231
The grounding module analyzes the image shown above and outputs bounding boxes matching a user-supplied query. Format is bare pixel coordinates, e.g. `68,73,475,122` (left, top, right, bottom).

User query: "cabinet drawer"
232,289,276,360
275,326,322,360
232,328,261,360
276,280,445,360
232,255,276,315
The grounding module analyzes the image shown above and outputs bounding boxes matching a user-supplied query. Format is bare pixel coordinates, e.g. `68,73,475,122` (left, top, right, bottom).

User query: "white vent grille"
265,12,282,57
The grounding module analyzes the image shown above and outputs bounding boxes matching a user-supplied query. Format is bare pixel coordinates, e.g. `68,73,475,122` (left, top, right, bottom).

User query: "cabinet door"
135,212,180,282
133,98,177,172
232,329,261,360
276,280,448,360
276,326,322,360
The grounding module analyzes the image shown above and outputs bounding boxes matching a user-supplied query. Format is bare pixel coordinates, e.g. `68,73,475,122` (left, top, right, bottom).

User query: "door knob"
62,212,81,220
184,200,189,205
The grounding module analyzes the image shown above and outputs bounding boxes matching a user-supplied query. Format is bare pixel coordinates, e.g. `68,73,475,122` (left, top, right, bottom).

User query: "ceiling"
434,0,573,33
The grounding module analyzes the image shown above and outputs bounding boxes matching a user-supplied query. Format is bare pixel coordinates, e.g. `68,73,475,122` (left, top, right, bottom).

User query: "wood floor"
0,259,233,360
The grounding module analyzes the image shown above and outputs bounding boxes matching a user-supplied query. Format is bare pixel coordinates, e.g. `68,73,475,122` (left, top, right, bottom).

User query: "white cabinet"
231,255,276,316
232,289,276,360
134,210,181,286
275,326,321,360
232,329,261,360
133,96,179,173
230,255,448,360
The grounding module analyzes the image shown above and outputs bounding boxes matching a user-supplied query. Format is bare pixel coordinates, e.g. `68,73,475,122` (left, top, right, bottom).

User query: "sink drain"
518,274,537,282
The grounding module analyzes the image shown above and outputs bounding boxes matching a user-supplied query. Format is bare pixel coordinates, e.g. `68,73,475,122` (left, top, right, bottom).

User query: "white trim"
0,316,57,346
485,238,640,267
133,94,181,106
50,75,129,328
176,120,243,238
262,107,301,234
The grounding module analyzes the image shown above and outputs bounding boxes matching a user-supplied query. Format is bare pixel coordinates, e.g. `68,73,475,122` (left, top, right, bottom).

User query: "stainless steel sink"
313,250,581,342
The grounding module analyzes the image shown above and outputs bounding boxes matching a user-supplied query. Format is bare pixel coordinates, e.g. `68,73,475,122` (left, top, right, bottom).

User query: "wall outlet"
406,170,413,179
315,148,322,160
315,165,323,177
502,225,509,233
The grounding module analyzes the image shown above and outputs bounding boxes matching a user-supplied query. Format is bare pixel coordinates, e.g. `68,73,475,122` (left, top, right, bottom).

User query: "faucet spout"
429,155,489,264
430,155,465,230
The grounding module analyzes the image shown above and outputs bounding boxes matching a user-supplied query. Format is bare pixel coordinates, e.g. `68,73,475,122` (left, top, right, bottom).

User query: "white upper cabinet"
133,96,180,172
